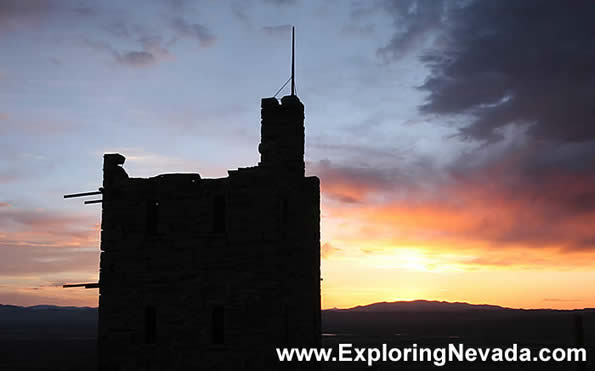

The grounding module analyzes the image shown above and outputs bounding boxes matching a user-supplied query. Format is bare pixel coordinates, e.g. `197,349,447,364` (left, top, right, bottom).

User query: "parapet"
280,94,302,106
104,153,125,166
261,95,304,113
261,97,280,107
103,153,128,188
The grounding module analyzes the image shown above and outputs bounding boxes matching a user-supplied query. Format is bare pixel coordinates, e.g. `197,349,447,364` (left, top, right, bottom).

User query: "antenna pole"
291,26,295,96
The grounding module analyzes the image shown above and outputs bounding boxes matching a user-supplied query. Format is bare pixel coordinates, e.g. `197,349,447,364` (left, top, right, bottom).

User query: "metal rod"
63,282,100,289
64,190,102,199
84,199,103,204
291,26,295,96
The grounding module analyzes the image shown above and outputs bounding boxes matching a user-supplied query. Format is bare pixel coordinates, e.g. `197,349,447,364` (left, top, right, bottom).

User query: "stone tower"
96,94,320,371
259,95,305,176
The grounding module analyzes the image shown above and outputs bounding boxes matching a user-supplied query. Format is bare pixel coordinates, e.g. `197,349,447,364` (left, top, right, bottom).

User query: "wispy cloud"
171,17,216,47
84,35,172,67
0,206,100,284
321,242,342,259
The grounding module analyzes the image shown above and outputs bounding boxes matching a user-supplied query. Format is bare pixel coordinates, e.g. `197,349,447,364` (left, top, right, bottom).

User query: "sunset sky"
1,0,595,310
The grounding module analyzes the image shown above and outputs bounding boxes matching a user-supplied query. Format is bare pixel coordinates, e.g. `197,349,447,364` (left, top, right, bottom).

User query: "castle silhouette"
96,93,321,370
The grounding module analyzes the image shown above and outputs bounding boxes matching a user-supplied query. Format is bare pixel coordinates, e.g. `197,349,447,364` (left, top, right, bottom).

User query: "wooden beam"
63,282,100,289
64,190,102,199
84,199,103,204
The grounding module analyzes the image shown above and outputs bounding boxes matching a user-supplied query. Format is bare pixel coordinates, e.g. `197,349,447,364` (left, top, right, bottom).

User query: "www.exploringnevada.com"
276,343,587,367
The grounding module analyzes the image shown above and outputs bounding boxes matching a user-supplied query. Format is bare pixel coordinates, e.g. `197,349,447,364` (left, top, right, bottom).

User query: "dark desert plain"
2,0,595,370
0,302,594,370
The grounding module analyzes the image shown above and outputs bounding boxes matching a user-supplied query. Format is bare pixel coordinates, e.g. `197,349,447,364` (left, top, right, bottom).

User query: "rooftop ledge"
261,95,302,107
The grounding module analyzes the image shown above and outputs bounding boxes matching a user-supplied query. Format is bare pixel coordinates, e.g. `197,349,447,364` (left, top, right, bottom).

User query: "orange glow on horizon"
2,174,595,311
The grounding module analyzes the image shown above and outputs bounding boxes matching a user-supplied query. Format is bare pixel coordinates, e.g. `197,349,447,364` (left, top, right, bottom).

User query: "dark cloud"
395,0,595,145
171,18,216,47
363,0,595,253
377,0,447,61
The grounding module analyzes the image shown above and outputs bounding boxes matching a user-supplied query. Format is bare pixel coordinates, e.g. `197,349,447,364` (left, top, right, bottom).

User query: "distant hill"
322,300,595,350
325,300,594,313
2,300,593,318
2,301,593,317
